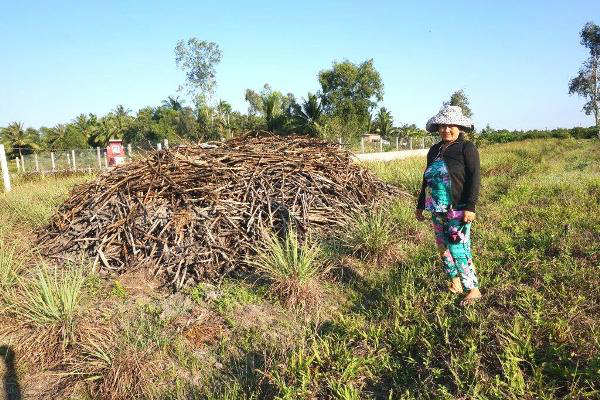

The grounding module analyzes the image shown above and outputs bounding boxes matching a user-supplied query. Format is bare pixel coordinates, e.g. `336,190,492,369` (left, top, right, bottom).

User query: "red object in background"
106,139,126,166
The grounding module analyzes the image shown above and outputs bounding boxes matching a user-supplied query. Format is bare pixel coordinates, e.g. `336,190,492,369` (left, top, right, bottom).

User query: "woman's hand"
415,209,425,221
463,211,476,223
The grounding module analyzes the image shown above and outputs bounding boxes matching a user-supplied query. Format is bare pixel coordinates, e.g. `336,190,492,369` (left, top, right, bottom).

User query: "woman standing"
416,105,481,305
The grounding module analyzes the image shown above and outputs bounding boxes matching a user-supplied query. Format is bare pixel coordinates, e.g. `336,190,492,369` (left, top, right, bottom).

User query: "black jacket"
416,134,480,212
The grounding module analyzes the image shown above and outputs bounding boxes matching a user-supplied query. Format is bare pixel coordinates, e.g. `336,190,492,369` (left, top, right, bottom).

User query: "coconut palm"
162,96,184,111
1,122,39,157
373,107,395,139
216,100,233,137
245,85,292,132
292,93,323,136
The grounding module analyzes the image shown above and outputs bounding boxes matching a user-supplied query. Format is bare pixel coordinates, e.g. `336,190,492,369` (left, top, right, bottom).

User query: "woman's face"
437,124,460,142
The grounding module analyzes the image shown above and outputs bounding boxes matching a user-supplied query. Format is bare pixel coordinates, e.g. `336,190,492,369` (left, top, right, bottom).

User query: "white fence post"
379,139,383,152
96,147,102,170
15,157,20,172
421,137,425,149
163,139,169,149
157,142,162,151
396,137,399,150
21,155,26,172
127,144,132,158
360,137,365,153
409,138,413,150
0,144,11,192
71,150,76,171
34,153,39,172
50,152,56,171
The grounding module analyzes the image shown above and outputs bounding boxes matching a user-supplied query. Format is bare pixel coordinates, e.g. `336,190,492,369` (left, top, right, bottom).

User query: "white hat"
426,105,474,133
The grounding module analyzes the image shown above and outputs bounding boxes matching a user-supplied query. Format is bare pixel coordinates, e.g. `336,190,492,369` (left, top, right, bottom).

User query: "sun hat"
426,105,474,133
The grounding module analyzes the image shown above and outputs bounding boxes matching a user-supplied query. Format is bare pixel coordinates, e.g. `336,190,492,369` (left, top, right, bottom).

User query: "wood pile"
37,133,403,289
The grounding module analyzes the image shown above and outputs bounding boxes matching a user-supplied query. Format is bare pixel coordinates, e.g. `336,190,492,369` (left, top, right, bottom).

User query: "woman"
415,105,481,305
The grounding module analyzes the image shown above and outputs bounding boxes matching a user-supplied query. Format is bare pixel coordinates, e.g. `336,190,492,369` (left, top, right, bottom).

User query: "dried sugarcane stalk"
36,132,406,289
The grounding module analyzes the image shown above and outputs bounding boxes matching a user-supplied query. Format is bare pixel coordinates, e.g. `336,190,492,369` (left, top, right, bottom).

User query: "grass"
250,227,324,307
341,210,395,261
0,139,599,398
0,238,19,288
14,264,85,329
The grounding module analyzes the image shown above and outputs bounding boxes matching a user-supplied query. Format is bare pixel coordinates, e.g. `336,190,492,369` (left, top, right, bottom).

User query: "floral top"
423,157,453,213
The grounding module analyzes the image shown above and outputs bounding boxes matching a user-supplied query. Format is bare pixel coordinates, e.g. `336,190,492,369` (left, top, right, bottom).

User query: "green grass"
0,238,19,288
1,139,599,399
249,228,324,306
11,264,86,343
341,210,395,261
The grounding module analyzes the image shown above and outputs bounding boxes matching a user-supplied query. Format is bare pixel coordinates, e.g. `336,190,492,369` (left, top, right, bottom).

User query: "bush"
477,125,598,144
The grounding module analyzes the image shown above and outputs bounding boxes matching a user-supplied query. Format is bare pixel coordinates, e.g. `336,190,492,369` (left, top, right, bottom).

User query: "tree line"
2,20,599,158
1,56,434,158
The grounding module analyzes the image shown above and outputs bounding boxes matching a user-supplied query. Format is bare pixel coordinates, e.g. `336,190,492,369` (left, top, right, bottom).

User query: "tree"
569,21,600,138
245,84,293,132
373,107,394,138
162,96,184,111
396,123,425,138
0,122,39,157
89,107,132,147
175,38,222,101
175,107,200,141
291,93,323,136
216,100,233,137
446,89,473,118
318,59,384,137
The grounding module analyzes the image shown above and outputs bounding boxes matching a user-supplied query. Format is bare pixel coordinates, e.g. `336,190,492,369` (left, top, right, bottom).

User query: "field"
1,138,599,399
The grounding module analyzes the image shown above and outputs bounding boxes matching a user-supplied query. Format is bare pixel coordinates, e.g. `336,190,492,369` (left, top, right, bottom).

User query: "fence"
348,136,438,153
0,136,432,192
10,140,170,175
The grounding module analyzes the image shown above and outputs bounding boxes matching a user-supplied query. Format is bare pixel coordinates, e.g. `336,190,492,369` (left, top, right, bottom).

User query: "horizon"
1,1,599,131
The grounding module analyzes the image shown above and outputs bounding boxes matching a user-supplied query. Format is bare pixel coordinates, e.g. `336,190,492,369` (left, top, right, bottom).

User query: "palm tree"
162,96,184,111
293,93,323,136
71,113,99,146
44,124,69,149
373,107,394,139
1,122,39,157
216,100,232,137
245,85,290,132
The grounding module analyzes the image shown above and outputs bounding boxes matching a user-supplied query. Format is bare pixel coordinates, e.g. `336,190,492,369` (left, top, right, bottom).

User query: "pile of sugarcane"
37,133,403,289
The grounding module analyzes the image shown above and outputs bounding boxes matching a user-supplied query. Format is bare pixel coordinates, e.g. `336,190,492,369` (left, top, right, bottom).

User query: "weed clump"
342,211,395,261
250,228,325,307
0,238,20,288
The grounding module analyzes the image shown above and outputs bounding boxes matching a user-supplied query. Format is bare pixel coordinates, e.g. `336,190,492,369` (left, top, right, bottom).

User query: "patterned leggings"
431,210,479,290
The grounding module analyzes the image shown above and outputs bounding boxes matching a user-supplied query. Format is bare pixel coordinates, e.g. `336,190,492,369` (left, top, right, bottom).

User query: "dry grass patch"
183,312,228,348
64,325,165,400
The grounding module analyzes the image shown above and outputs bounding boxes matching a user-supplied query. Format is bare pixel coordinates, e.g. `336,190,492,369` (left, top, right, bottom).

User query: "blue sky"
1,1,599,130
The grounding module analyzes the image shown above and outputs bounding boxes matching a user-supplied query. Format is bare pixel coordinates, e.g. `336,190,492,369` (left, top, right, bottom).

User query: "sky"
1,0,599,131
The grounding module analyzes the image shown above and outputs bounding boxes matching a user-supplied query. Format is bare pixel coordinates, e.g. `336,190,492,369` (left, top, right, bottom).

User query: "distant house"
362,133,382,143
362,133,390,146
